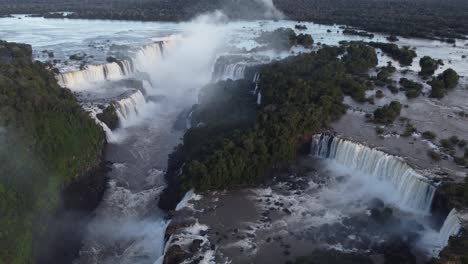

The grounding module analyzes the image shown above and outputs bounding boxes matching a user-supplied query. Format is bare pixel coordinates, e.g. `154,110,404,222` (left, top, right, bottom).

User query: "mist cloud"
255,0,285,19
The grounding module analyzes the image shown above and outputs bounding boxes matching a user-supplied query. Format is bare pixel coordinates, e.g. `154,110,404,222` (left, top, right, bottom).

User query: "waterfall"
82,104,117,143
311,134,436,214
436,209,462,247
113,90,147,124
57,62,127,89
132,42,164,73
421,208,462,255
224,63,246,80
253,72,260,94
257,92,262,105
186,110,194,129
212,57,248,82
120,60,134,75
212,61,247,81
56,39,177,90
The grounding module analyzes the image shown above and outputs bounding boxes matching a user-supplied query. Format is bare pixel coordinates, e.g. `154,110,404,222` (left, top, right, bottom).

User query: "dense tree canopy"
399,78,423,98
419,56,440,76
373,101,402,124
428,68,460,99
256,28,314,50
160,42,379,209
368,42,417,66
0,41,104,264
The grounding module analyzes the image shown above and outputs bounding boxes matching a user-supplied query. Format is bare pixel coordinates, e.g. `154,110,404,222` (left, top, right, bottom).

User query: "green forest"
160,42,379,209
0,41,105,264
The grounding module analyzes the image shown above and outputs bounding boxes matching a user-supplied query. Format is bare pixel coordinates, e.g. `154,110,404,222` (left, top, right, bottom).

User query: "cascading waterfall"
311,134,436,214
57,62,126,88
225,63,246,80
133,42,164,73
57,39,176,89
113,90,147,124
120,60,134,75
253,72,260,94
212,62,247,81
82,104,117,142
421,208,462,255
436,209,462,247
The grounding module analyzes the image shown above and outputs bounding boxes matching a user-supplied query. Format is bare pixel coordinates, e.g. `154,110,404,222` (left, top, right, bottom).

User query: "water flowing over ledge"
212,62,247,81
114,89,147,124
311,134,436,214
56,38,177,90
422,208,463,255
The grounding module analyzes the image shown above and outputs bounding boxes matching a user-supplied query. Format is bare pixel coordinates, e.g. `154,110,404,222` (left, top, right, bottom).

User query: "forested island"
0,41,107,264
159,42,378,210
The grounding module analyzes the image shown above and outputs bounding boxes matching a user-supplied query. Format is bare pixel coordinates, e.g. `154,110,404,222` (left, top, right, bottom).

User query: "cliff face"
0,40,107,263
34,147,109,264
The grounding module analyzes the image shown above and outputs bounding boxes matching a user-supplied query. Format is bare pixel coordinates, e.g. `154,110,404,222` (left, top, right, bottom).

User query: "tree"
373,101,402,124
429,79,444,99
419,56,439,76
440,68,459,89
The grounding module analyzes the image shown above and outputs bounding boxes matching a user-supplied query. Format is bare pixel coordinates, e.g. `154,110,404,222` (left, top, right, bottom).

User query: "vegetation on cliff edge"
0,40,104,264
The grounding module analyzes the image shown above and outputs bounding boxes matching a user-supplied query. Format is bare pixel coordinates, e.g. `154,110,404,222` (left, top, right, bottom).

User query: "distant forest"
1,0,468,41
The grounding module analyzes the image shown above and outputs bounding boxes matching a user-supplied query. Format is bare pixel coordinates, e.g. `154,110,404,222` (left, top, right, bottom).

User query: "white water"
114,90,147,126
311,134,436,214
421,208,462,256
76,180,168,264
57,62,125,89
213,62,247,81
57,39,177,90
133,43,163,73
257,92,262,105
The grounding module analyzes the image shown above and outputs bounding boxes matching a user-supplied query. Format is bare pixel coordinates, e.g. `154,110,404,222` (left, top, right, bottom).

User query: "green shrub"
440,138,455,150
368,42,416,66
419,56,439,76
373,101,402,124
440,68,459,89
399,78,423,98
427,149,442,161
402,123,416,137
422,131,436,140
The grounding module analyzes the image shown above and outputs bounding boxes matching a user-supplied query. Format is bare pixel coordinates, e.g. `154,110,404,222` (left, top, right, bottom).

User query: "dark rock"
368,198,385,209
164,245,191,264
189,239,203,253
96,104,119,130
165,217,196,241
